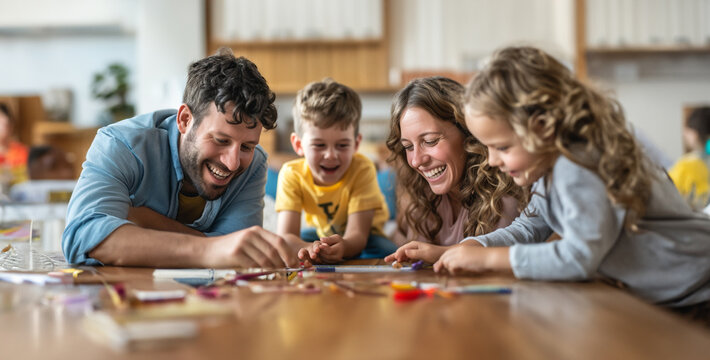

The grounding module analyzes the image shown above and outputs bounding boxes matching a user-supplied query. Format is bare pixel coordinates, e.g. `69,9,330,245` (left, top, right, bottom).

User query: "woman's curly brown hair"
386,76,523,243
465,46,652,229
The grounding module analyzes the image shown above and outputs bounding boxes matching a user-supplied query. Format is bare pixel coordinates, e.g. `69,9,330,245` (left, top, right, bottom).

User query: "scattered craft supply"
195,286,231,299
153,268,303,287
153,269,237,283
391,260,425,270
449,285,512,294
43,290,96,313
73,266,127,309
59,268,84,279
133,289,187,303
83,311,199,352
392,288,455,302
0,243,68,271
314,265,418,273
0,272,69,285
113,283,127,299
390,281,417,291
419,282,442,290
393,289,427,302
224,271,276,285
411,260,425,270
390,284,511,302
328,281,386,297
249,283,321,294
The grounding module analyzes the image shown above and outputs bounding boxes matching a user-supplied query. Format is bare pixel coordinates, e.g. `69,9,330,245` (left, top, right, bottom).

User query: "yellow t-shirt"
669,152,710,210
275,153,388,238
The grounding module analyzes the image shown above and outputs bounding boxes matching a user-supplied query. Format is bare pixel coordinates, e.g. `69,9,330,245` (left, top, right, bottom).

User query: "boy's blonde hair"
465,46,652,229
292,78,361,137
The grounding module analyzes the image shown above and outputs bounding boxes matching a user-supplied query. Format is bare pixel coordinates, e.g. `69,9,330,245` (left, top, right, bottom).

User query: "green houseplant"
91,63,135,124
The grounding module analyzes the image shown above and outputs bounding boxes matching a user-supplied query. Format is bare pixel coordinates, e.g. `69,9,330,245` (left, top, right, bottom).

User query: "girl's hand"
434,246,511,275
384,241,448,264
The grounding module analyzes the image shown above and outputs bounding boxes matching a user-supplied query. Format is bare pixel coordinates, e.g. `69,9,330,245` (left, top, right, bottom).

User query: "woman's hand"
384,241,448,264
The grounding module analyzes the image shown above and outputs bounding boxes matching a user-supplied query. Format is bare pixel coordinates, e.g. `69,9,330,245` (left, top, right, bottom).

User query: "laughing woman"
384,77,522,264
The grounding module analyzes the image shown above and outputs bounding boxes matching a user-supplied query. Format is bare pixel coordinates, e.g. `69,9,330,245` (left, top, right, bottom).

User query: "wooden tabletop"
1,263,709,360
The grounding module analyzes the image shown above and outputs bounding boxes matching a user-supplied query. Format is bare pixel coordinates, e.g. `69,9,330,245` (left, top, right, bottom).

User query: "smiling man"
62,49,297,269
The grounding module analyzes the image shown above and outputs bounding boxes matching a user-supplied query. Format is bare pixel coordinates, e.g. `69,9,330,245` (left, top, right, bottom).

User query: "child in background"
275,78,396,263
669,107,710,210
0,103,29,187
433,47,710,315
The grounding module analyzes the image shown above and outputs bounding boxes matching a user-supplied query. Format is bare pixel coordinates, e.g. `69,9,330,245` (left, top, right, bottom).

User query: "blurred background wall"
1,0,709,163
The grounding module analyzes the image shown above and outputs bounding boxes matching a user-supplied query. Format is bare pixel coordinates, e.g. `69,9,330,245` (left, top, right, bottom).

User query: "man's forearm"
128,206,205,237
89,224,212,267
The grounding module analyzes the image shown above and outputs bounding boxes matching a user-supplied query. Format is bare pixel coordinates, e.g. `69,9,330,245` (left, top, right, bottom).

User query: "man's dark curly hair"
183,47,277,130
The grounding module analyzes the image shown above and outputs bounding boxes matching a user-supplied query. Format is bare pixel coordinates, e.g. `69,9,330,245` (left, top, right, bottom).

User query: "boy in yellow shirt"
669,107,710,210
275,78,396,264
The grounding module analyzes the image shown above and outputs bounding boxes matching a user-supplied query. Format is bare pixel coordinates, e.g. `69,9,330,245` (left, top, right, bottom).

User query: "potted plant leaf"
91,63,135,124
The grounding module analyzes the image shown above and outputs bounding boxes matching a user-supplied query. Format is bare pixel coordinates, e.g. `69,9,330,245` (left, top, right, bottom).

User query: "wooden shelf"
274,85,400,95
0,95,46,146
214,38,383,48
205,0,391,96
575,0,710,79
33,121,100,179
587,46,710,55
400,70,476,87
31,121,76,144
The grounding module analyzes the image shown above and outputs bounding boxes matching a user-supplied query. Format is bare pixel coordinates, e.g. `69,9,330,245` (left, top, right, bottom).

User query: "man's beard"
179,132,227,201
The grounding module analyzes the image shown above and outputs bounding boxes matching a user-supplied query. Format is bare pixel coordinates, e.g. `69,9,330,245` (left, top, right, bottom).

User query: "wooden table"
1,263,709,360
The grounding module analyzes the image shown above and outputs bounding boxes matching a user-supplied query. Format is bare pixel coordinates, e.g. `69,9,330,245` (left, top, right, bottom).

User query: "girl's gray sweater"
467,155,710,307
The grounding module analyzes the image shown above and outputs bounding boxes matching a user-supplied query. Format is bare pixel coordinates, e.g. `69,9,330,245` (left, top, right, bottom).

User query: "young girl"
435,46,710,312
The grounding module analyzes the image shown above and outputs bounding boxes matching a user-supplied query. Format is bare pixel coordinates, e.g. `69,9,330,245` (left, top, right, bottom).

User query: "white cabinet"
211,0,383,41
0,0,138,35
585,0,710,49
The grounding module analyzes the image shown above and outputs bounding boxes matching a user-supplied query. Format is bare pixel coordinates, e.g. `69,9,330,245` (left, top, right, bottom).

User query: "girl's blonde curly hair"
387,76,523,242
465,46,652,229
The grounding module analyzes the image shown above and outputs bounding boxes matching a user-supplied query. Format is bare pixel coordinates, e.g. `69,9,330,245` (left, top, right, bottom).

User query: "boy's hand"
316,235,346,264
384,241,448,264
298,241,323,265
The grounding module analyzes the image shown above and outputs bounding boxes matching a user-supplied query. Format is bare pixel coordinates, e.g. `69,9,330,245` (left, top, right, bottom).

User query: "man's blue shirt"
62,110,267,265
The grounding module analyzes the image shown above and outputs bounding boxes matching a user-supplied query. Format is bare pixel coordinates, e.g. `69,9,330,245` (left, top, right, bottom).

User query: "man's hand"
384,241,448,264
205,226,298,269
